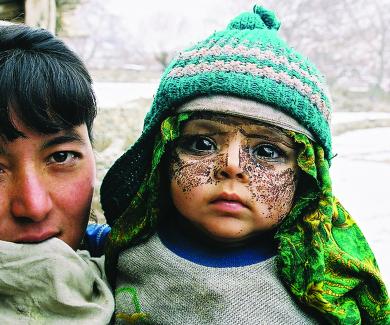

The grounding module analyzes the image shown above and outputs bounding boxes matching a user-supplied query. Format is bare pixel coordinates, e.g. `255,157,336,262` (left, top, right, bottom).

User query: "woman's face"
0,116,95,249
169,114,299,244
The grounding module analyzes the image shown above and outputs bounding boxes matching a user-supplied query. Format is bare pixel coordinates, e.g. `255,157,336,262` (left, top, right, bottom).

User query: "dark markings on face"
169,117,298,223
170,144,296,210
169,151,226,192
239,145,297,219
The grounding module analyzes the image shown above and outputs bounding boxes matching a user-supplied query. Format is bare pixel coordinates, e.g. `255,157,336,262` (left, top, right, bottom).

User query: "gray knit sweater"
116,234,320,325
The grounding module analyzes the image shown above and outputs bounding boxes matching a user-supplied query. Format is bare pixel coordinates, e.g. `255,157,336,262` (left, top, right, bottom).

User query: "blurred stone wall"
0,0,56,32
0,0,24,23
25,0,56,33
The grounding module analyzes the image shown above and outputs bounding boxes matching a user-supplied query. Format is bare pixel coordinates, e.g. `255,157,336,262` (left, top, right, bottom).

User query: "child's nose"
214,138,249,183
10,169,53,222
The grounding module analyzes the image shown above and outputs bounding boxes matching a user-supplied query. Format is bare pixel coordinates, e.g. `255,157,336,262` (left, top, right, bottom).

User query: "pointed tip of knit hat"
227,5,281,31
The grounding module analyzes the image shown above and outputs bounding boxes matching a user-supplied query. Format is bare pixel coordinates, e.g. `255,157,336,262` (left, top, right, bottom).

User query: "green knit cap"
101,5,333,224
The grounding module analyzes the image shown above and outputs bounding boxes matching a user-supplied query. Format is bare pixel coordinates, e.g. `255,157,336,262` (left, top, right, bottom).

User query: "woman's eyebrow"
41,130,85,150
0,144,7,155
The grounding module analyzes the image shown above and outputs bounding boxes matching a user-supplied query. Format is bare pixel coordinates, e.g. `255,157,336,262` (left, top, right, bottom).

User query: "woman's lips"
15,230,58,244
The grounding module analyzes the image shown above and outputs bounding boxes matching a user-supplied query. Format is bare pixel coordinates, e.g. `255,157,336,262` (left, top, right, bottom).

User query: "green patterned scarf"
105,114,390,324
277,132,390,324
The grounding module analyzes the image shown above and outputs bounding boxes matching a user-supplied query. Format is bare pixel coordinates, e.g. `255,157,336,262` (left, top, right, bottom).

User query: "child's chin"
205,232,253,247
206,229,274,247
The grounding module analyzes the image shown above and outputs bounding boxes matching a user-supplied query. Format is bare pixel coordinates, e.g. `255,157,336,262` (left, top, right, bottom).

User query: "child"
0,24,114,323
101,5,390,324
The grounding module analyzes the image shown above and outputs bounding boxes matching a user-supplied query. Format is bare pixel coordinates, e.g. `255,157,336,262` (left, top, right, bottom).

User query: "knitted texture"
114,235,320,325
101,5,332,224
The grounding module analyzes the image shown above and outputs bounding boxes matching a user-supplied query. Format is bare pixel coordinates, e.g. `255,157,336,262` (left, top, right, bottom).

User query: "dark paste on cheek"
170,143,297,213
240,146,297,220
169,151,226,193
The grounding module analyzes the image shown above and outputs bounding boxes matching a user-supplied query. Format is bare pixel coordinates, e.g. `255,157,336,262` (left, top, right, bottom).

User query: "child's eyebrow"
41,130,85,150
183,120,229,134
183,131,230,137
184,120,295,149
240,129,295,149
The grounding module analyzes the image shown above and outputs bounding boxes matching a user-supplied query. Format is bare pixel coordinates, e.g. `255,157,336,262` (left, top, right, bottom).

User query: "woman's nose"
214,138,249,183
10,170,53,222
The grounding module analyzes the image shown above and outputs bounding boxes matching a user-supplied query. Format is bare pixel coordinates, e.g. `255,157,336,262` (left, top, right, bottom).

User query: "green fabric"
105,113,191,283
276,132,390,324
115,287,149,323
105,115,390,324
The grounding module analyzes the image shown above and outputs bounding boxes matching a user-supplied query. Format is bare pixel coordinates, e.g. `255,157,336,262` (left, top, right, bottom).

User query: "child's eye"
48,151,80,164
181,136,217,154
252,144,284,160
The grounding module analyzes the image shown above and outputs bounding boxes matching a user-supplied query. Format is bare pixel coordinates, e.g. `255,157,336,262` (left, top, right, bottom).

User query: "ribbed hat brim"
176,95,316,141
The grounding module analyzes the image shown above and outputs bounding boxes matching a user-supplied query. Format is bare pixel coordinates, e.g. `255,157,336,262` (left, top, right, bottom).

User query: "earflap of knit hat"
227,4,281,31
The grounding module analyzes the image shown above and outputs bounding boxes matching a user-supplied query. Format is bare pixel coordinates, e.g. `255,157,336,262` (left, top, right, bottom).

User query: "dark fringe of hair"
0,24,96,141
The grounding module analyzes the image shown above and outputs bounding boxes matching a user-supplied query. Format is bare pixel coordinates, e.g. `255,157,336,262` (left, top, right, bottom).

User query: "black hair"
0,24,96,141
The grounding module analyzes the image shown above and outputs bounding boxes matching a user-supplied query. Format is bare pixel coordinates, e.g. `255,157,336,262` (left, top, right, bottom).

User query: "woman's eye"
48,151,79,164
182,136,216,153
252,144,283,160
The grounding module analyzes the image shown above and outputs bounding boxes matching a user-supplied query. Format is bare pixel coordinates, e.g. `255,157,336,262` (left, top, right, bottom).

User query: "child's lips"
209,192,248,212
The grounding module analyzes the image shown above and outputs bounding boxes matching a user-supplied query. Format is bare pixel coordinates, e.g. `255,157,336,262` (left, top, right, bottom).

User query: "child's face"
169,114,298,244
0,116,95,249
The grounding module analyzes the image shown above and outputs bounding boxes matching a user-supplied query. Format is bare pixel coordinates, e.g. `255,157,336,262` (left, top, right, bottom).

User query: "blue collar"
158,216,277,268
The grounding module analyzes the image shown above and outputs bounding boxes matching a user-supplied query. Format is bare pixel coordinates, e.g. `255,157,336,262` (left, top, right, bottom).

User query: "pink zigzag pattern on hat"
168,61,331,121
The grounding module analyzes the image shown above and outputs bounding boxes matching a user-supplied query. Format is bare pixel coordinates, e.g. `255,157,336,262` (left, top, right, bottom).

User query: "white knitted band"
176,45,328,99
176,95,315,141
168,61,330,121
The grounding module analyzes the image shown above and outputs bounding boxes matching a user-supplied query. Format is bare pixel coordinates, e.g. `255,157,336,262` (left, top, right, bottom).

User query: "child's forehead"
182,113,290,139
